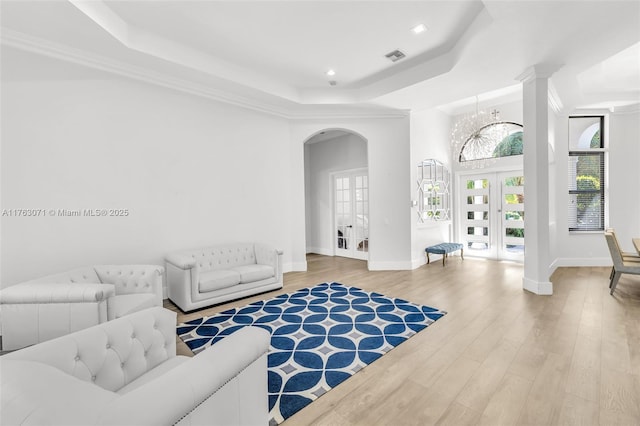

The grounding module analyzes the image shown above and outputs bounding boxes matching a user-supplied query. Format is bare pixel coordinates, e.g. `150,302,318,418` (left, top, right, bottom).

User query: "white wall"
304,133,367,255
291,117,412,271
552,108,640,267
1,75,293,288
409,108,453,267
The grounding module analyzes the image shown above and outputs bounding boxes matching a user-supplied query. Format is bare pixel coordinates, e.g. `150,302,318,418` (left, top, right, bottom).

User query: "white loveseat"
166,243,283,312
0,265,163,350
0,306,269,426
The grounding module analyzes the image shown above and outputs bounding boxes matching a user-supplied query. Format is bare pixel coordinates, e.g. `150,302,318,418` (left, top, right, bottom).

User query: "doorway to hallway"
333,169,369,260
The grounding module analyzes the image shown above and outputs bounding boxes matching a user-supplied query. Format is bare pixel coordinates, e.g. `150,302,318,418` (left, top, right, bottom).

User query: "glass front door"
459,171,524,261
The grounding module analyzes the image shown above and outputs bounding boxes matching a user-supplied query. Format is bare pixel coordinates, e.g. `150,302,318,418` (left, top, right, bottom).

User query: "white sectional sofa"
165,243,283,312
0,307,269,426
0,265,163,350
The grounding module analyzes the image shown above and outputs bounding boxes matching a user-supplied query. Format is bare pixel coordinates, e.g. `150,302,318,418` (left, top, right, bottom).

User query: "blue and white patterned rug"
177,282,446,425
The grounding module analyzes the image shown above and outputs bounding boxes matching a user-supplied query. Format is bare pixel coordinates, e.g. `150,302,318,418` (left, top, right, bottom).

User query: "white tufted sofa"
166,243,283,312
0,307,269,426
0,265,163,350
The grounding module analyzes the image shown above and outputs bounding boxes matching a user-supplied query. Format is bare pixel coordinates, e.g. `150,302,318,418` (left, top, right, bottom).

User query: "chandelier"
451,97,510,169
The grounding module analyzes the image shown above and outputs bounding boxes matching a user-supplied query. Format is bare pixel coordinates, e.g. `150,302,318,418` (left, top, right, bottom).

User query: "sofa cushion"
108,293,157,320
230,265,275,284
199,270,241,293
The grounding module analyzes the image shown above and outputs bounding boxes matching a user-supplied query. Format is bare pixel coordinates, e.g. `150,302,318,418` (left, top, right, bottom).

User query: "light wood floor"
165,254,640,426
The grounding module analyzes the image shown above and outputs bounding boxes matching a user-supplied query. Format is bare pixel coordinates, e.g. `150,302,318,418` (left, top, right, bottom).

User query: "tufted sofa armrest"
96,326,270,426
0,282,115,304
255,243,283,284
165,253,197,270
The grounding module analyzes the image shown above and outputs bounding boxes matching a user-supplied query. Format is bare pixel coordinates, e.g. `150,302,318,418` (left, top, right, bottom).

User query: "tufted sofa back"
190,243,257,273
27,267,101,284
94,265,162,297
5,307,176,392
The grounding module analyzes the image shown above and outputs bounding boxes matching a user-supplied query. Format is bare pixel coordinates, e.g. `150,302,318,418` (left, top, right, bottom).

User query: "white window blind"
568,116,605,231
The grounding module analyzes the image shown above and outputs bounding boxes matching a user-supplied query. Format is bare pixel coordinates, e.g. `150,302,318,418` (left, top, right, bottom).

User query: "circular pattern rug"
177,282,446,425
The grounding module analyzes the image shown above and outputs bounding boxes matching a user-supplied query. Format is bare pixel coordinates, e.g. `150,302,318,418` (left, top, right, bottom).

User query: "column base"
523,277,553,295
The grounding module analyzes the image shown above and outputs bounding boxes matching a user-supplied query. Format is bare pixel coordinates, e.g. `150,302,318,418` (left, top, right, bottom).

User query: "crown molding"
1,29,408,120
515,63,564,83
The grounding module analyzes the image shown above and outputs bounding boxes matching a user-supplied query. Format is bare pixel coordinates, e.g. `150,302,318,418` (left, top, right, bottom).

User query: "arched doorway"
303,129,369,260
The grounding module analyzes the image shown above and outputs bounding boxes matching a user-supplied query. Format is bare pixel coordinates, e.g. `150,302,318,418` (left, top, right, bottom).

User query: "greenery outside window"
568,116,605,231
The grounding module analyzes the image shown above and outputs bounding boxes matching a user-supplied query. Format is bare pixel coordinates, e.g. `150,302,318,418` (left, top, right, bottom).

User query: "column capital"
515,63,563,83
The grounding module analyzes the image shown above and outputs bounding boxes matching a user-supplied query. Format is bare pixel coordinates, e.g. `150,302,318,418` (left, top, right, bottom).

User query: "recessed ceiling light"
326,69,336,77
412,23,427,34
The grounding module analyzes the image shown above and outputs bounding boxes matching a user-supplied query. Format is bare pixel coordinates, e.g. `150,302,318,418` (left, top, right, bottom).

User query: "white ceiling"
1,0,639,115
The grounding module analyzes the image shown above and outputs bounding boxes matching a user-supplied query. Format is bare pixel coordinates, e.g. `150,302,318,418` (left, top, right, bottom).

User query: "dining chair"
605,228,640,280
604,231,640,295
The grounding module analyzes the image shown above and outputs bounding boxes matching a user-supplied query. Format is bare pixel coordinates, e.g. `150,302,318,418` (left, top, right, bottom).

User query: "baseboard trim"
523,277,553,295
552,257,612,268
411,257,425,270
285,261,307,272
306,247,333,256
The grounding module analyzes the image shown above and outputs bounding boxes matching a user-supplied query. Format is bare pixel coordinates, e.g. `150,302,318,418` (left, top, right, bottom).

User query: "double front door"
334,170,369,260
459,170,524,261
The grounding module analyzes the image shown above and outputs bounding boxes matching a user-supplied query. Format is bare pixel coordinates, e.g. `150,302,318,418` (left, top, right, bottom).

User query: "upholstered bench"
425,243,464,266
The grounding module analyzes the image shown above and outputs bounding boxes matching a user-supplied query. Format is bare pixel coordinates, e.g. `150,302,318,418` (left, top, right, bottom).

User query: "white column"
516,64,561,295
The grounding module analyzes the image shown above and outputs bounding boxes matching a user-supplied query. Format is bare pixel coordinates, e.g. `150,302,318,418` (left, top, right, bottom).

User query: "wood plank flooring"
164,254,640,426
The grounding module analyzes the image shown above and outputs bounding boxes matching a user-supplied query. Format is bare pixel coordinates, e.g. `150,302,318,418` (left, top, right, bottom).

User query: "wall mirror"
417,159,451,222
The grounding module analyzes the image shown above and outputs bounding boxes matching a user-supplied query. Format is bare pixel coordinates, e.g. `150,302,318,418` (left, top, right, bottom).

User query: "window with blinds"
568,116,605,231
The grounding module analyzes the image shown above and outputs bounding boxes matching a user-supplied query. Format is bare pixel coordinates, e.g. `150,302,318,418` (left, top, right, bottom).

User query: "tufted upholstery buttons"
75,355,80,361
121,362,125,368
106,343,111,349
70,279,76,283
91,375,96,381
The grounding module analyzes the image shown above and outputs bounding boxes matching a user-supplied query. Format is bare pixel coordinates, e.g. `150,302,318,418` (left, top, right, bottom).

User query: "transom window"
459,122,524,162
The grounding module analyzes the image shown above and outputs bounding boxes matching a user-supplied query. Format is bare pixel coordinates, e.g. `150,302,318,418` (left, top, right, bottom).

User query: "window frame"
567,115,606,232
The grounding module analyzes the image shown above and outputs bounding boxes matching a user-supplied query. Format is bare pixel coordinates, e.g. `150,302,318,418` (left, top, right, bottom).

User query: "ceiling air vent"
385,49,406,62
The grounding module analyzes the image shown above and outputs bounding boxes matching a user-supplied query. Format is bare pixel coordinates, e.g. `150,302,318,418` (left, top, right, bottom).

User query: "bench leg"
426,252,430,264
460,248,464,261
442,253,446,267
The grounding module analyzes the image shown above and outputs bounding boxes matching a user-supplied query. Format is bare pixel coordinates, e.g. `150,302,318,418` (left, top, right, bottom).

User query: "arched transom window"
459,122,524,162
